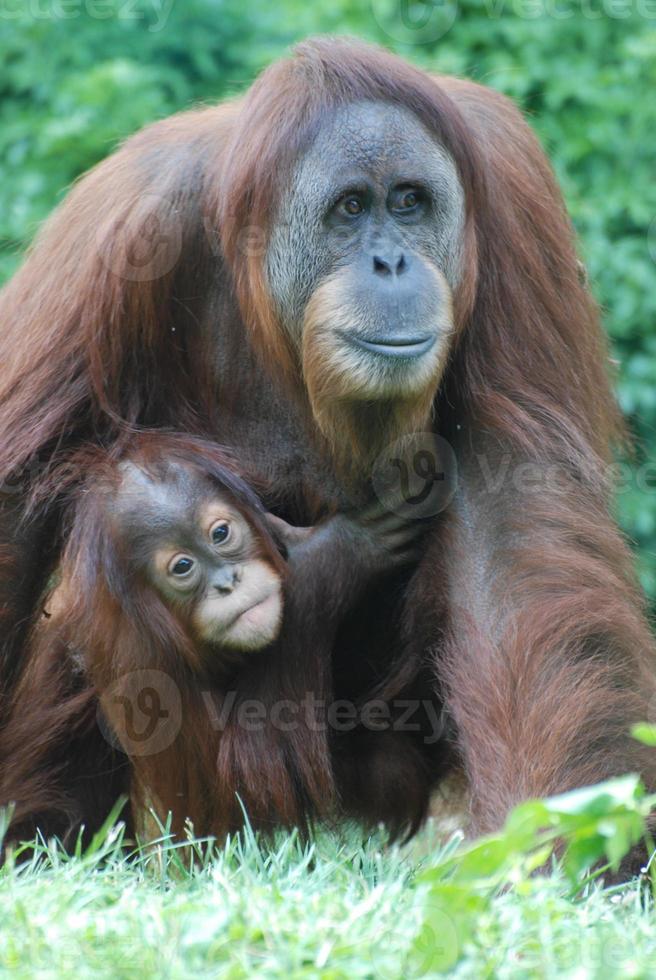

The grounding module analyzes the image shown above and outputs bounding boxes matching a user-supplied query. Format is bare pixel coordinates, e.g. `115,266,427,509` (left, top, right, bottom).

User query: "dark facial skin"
266,101,464,400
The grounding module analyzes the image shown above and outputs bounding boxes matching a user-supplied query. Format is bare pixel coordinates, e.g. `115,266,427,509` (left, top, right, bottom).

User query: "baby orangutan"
105,452,287,672
0,432,423,849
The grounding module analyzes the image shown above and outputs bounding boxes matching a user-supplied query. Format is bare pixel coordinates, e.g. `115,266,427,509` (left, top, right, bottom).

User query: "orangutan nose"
213,566,239,595
372,250,408,278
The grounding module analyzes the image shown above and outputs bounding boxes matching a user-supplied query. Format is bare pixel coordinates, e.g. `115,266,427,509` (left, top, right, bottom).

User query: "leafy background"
1,0,655,596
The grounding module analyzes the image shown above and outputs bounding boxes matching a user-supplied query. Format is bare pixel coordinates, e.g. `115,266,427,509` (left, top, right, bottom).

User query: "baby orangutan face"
151,498,283,650
117,462,284,652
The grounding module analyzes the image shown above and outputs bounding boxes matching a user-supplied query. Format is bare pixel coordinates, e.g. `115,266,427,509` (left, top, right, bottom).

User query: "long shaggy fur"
0,433,334,846
0,37,654,853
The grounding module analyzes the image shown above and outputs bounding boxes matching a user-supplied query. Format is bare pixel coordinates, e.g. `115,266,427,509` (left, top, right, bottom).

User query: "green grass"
1,778,656,980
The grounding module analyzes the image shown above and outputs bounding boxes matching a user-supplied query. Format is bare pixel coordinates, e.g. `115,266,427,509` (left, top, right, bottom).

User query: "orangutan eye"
210,520,231,545
341,195,365,217
399,191,418,209
169,555,194,577
391,186,422,213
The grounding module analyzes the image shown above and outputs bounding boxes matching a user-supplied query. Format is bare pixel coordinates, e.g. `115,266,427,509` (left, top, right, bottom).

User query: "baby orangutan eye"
168,555,195,577
210,520,231,545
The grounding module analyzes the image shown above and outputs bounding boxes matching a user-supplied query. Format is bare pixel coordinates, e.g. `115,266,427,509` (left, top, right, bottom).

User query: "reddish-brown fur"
0,434,334,845
0,38,654,855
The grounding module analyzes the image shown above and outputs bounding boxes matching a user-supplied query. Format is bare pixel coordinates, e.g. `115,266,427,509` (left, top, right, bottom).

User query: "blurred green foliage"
1,0,655,594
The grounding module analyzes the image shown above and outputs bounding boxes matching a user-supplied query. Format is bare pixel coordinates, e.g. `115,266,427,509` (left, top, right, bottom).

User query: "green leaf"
632,723,656,747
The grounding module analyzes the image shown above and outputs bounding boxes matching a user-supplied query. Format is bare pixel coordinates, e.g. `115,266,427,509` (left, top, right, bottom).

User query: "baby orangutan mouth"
190,568,284,652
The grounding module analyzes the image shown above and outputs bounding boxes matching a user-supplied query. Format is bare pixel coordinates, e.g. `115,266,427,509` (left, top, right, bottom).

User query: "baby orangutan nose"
213,566,241,595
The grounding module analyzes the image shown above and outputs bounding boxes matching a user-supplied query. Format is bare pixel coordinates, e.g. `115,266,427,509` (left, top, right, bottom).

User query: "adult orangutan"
0,37,654,847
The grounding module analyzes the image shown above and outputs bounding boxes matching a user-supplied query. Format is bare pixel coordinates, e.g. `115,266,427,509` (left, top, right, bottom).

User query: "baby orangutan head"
114,457,285,653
